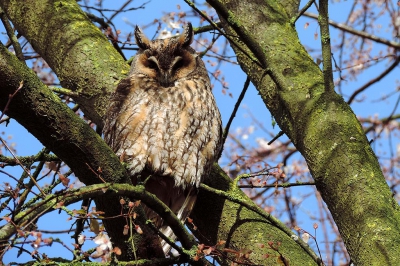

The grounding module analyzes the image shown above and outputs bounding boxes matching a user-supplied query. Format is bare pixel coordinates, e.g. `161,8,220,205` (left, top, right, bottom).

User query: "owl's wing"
103,77,132,149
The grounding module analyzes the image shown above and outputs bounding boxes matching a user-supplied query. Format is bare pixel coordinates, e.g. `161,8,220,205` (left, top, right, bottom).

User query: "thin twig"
0,82,46,197
268,131,284,145
304,12,400,50
184,0,263,67
204,0,267,67
198,183,323,265
347,56,400,104
238,181,315,189
0,81,24,121
291,0,315,25
220,77,250,158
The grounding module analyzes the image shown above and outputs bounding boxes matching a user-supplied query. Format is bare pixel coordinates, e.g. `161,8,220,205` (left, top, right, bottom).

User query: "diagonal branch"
347,56,400,104
304,12,400,50
0,0,130,126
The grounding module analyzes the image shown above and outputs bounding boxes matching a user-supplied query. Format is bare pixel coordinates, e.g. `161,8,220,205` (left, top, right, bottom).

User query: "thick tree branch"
0,43,127,187
0,0,130,126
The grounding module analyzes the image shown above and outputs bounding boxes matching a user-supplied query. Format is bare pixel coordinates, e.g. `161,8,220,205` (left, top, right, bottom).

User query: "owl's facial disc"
147,55,185,87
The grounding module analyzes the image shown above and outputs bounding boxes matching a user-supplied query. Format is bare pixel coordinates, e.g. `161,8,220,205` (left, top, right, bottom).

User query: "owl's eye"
172,56,183,72
147,56,159,70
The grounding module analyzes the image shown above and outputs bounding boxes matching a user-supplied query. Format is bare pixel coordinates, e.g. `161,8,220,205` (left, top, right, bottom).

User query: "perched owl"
103,23,222,254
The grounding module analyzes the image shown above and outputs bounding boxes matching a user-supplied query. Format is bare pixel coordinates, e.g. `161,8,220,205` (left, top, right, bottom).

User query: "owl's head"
133,23,201,87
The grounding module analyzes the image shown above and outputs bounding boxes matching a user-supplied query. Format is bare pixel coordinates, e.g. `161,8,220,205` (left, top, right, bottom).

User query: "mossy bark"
207,0,400,264
0,0,160,260
0,0,130,126
193,166,319,265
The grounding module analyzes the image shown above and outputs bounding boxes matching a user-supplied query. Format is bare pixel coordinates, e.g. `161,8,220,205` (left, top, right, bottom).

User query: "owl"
103,23,222,254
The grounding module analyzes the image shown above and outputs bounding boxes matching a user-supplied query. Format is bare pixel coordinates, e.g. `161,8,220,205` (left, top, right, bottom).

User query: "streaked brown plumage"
103,23,222,254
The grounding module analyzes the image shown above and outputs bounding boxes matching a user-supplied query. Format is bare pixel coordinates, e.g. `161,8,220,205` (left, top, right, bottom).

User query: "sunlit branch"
0,153,59,166
347,56,400,104
304,12,400,50
194,22,223,34
238,181,315,189
50,87,80,98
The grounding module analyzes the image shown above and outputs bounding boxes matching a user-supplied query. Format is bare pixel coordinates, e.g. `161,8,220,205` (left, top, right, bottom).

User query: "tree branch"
0,0,130,126
347,56,400,104
318,0,334,92
304,11,400,50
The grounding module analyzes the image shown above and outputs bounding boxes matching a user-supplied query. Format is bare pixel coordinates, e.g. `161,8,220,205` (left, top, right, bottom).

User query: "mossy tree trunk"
206,0,400,265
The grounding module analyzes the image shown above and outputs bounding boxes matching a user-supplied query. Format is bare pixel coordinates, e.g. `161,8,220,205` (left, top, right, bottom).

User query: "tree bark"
207,0,400,264
0,0,130,126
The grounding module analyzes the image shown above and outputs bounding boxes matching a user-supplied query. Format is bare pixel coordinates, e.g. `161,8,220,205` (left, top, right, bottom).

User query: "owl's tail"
159,188,197,254
140,175,198,255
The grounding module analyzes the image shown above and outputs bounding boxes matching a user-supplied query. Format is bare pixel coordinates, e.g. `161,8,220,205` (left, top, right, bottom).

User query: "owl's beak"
158,71,173,87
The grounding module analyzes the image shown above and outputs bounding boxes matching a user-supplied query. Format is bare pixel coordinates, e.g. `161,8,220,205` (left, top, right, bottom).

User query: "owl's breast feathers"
103,74,222,189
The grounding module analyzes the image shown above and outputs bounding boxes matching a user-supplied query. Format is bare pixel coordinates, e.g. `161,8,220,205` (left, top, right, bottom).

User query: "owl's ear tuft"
135,26,151,50
178,23,194,47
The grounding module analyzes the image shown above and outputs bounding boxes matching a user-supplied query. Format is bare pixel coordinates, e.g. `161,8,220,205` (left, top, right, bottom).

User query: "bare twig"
304,12,400,50
0,81,46,197
198,183,323,265
347,56,400,104
238,181,315,189
184,0,263,67
292,0,315,25
0,81,23,121
220,77,250,158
